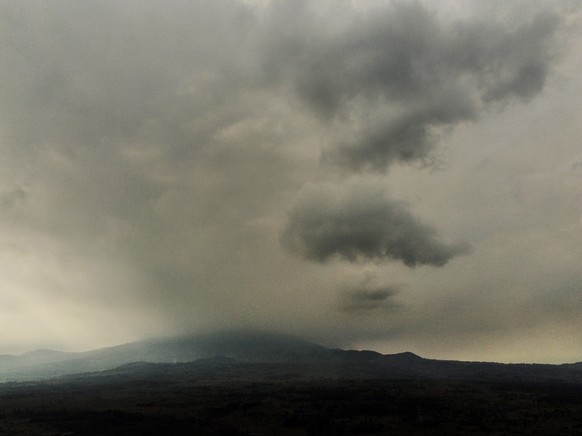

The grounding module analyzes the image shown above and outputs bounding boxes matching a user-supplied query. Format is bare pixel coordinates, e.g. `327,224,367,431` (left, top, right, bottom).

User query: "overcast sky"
1,0,581,363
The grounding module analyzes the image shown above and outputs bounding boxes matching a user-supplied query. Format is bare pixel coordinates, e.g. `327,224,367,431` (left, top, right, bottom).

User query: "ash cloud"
281,181,471,267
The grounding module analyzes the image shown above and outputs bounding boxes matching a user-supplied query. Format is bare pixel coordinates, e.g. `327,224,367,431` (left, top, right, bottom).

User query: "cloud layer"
0,0,581,361
277,0,562,270
264,1,561,171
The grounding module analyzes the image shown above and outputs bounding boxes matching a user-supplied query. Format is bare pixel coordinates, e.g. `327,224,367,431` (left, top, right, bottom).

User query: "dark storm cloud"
279,0,564,268
262,1,562,171
339,286,398,313
281,181,470,267
323,103,474,171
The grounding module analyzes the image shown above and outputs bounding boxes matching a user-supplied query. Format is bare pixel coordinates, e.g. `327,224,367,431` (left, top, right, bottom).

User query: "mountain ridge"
1,330,581,383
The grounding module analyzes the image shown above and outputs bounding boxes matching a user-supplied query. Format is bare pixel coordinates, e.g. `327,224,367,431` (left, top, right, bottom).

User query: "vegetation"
1,362,581,435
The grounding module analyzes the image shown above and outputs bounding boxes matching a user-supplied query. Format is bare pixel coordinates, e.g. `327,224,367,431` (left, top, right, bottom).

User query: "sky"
0,0,581,363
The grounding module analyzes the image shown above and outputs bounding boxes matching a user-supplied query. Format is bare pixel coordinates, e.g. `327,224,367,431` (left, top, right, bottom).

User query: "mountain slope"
1,330,581,384
0,330,327,381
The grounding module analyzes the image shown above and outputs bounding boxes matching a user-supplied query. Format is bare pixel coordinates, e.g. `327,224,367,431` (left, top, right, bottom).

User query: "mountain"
1,330,581,384
0,330,326,381
0,349,74,374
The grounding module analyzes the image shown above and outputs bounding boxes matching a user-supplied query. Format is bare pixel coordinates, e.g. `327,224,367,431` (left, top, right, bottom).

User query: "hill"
1,330,581,384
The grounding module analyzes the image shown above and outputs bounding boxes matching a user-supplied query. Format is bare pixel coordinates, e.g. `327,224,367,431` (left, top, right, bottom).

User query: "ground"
1,364,581,435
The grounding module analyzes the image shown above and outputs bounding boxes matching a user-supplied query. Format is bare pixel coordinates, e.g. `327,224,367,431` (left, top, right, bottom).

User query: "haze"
1,0,581,364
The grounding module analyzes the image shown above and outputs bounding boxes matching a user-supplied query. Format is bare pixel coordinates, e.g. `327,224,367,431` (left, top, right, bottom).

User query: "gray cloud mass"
0,0,580,362
263,1,561,171
277,1,562,268
282,181,470,266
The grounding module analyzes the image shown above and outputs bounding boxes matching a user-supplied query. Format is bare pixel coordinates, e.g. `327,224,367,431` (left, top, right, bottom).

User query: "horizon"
1,328,580,366
1,0,581,365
